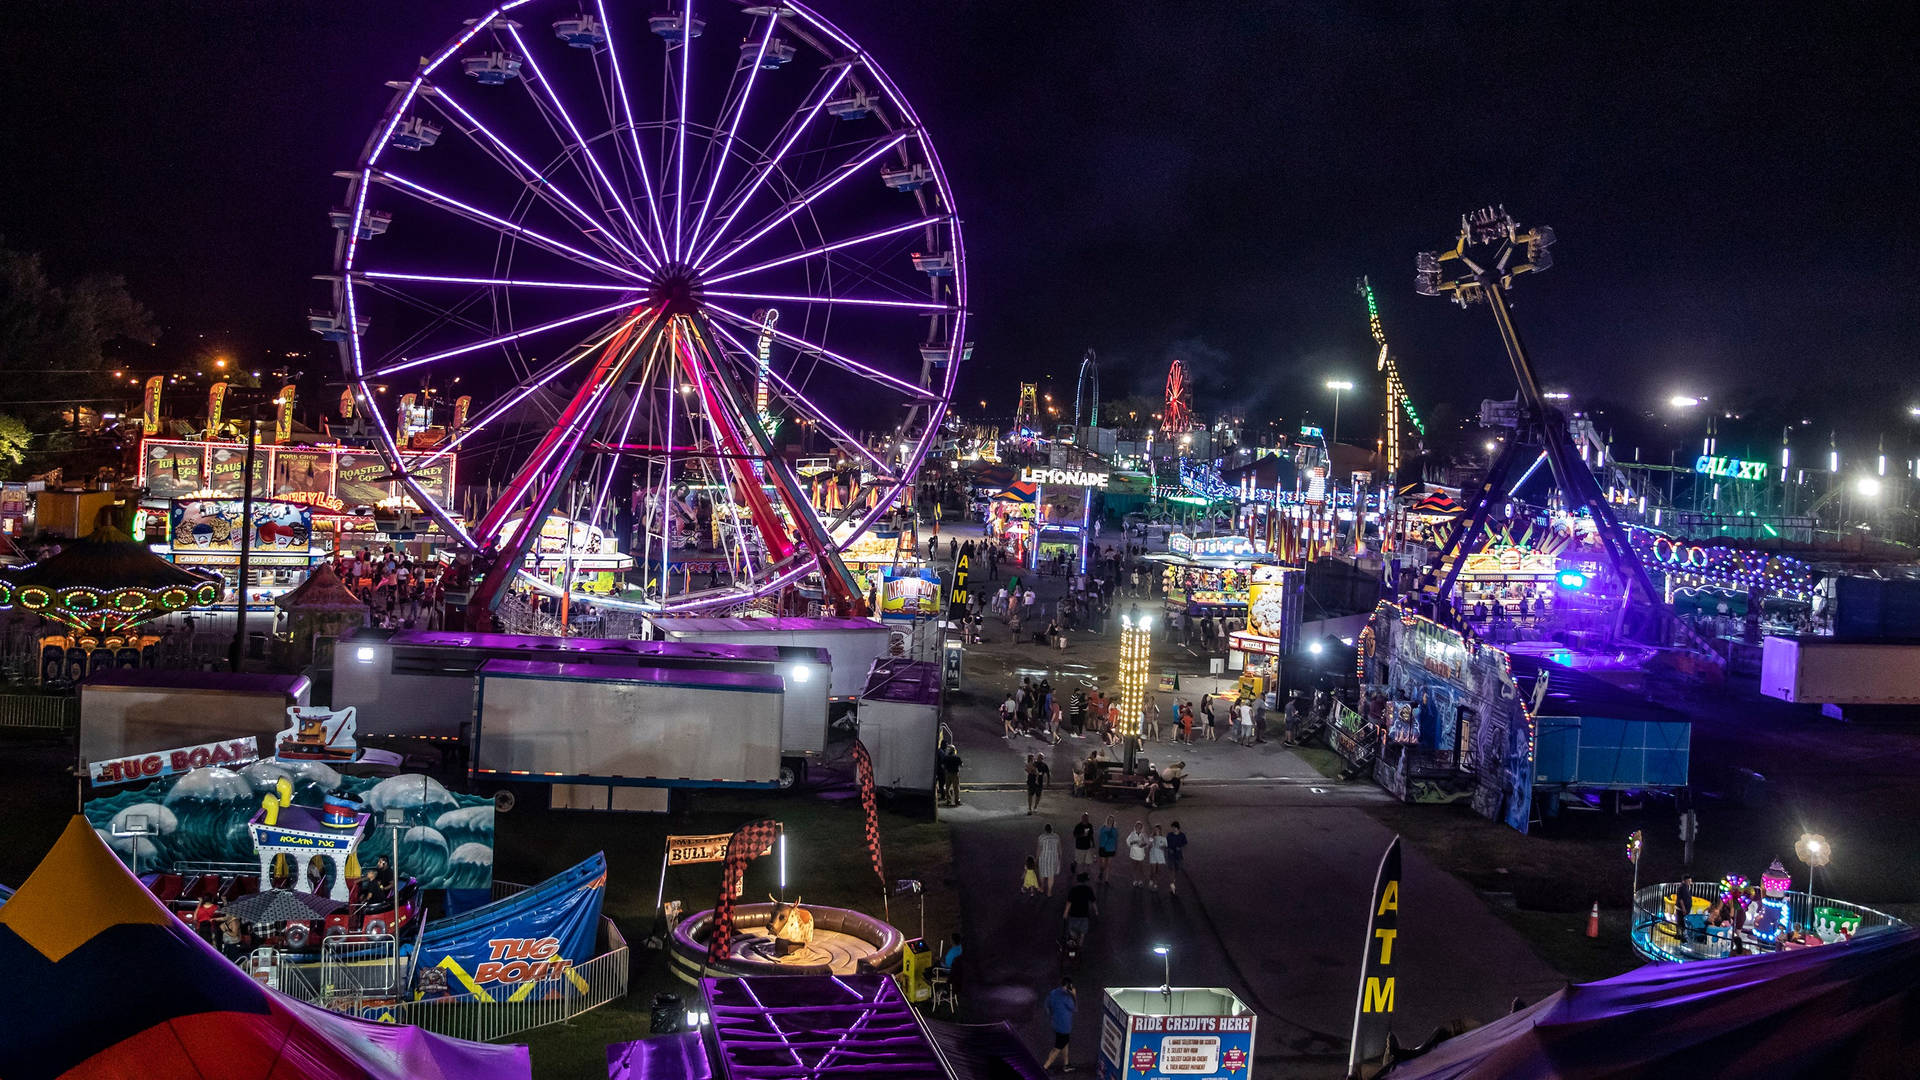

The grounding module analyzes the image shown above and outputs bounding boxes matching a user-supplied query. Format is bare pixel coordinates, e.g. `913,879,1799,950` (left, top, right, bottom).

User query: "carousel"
0,522,223,681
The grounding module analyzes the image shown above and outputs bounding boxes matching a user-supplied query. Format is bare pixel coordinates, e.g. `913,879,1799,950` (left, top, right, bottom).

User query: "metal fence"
1631,880,1908,963
0,692,77,729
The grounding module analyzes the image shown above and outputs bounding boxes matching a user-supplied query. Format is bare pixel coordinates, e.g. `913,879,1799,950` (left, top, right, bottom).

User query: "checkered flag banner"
706,817,781,965
851,739,886,888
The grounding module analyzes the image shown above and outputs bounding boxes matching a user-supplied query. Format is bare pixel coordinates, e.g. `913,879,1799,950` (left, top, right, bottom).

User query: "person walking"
1097,815,1119,884
1072,813,1095,875
1041,977,1077,1074
1025,754,1043,814
1165,821,1187,895
1036,824,1062,896
1125,820,1150,887
1146,824,1168,891
1021,856,1040,896
1064,873,1097,946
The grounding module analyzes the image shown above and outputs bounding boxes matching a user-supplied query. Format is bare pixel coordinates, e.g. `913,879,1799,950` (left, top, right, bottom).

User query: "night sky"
3,2,1914,461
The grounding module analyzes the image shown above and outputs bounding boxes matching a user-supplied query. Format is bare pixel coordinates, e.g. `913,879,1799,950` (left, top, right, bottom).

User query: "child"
1021,856,1041,895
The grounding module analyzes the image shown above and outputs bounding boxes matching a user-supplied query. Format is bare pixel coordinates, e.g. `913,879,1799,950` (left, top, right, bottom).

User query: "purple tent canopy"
1387,927,1920,1079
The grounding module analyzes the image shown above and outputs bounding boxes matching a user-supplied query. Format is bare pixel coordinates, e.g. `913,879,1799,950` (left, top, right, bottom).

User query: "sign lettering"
1348,837,1403,1073
666,833,737,866
1694,455,1767,482
1017,466,1110,489
88,737,260,786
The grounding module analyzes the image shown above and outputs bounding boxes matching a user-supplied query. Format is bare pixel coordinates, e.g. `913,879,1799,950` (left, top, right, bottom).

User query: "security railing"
1630,880,1907,963
0,692,77,729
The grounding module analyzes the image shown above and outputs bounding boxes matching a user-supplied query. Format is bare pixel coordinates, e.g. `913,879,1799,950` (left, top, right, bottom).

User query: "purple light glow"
594,0,672,257
702,215,945,286
502,22,659,269
361,270,639,292
684,13,777,259
698,131,911,277
428,87,654,270
376,170,649,283
705,302,937,401
687,65,851,271
673,0,694,263
707,318,892,476
368,297,639,379
703,289,952,312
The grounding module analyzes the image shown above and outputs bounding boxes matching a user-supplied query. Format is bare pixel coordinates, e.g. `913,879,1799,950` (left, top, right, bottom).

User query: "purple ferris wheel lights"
702,289,952,312
593,0,671,256
702,215,947,287
672,0,695,263
706,318,892,477
686,64,851,272
375,170,650,283
360,270,639,293
684,11,778,259
367,297,640,379
501,22,660,269
698,130,911,277
705,302,939,401
428,87,654,271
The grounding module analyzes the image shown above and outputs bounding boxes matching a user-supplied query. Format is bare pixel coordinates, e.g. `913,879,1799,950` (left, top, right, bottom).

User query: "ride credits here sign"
1100,1007,1255,1080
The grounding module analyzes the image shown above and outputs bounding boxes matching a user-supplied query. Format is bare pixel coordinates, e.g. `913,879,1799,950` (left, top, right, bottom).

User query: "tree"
0,245,156,426
0,413,28,474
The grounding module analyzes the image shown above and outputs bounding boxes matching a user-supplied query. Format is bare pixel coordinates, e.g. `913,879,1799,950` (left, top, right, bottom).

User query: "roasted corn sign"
1347,836,1401,1077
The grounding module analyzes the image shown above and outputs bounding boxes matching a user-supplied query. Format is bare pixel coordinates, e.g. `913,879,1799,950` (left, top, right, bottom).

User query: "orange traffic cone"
1586,902,1601,938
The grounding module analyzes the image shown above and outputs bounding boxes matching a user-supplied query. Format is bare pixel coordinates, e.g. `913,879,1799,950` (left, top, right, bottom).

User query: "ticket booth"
1098,986,1256,1080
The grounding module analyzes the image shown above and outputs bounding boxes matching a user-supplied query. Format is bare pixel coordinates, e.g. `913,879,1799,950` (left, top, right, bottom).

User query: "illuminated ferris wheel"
324,0,966,614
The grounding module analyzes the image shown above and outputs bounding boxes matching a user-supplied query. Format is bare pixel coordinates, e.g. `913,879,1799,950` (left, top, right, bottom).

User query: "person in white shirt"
1236,700,1255,746
1146,824,1168,890
1125,821,1150,887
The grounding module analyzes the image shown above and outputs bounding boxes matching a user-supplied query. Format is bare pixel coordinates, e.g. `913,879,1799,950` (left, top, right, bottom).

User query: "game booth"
1149,533,1275,635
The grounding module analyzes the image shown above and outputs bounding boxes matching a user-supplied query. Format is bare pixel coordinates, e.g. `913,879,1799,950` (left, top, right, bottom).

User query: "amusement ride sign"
1695,454,1768,481
88,736,260,786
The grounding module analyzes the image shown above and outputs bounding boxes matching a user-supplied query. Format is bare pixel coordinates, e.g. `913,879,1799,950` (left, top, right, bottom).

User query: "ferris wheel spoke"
358,270,639,293
687,65,851,271
367,297,641,379
705,303,938,401
593,0,672,258
702,215,947,289
373,170,650,284
671,0,695,262
683,12,777,259
705,318,893,477
498,23,659,269
698,131,911,278
703,288,951,312
426,88,653,270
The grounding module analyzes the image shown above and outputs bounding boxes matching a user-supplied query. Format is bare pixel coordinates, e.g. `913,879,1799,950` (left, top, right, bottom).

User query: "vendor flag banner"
707,818,780,965
413,851,606,1003
851,740,886,888
1348,836,1402,1077
141,376,164,431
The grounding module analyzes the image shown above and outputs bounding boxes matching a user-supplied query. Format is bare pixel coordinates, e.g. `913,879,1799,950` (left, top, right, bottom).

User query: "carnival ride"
1073,348,1099,433
1415,208,1659,629
325,0,965,617
1356,275,1425,477
1163,356,1194,434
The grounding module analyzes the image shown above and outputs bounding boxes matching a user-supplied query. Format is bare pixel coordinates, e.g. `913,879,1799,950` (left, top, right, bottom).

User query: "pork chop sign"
88,736,260,786
1347,836,1402,1077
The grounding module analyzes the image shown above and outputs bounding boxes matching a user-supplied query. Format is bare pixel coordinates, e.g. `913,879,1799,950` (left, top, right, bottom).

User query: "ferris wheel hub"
647,265,705,316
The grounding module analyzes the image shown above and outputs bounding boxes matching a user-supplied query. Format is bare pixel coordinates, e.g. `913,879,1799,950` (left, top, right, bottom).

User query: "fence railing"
0,692,77,730
1630,880,1908,963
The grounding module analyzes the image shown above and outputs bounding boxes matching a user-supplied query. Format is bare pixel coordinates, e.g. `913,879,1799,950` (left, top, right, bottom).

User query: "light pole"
1153,944,1172,1007
1117,613,1153,772
1324,379,1353,451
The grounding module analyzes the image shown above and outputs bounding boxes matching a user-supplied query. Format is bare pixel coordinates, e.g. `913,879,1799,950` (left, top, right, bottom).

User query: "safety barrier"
0,692,77,729
380,927,629,1042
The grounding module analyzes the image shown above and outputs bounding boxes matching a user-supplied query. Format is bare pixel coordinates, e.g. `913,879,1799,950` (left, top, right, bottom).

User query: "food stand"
1098,986,1256,1080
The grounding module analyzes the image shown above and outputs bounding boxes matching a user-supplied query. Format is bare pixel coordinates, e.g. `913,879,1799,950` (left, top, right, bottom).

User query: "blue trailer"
1509,656,1691,792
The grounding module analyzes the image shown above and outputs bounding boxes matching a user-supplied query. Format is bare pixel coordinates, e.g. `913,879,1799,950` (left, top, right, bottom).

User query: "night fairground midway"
2,4,1919,1079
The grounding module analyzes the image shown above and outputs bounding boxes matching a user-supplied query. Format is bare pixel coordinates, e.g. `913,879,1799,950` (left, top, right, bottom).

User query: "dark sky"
4,2,1915,460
